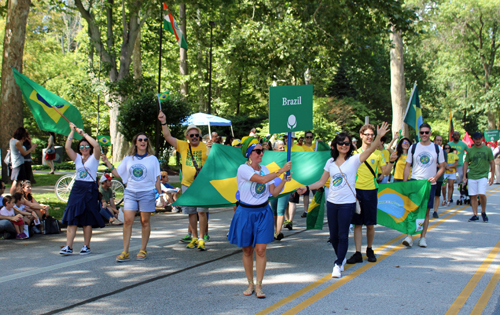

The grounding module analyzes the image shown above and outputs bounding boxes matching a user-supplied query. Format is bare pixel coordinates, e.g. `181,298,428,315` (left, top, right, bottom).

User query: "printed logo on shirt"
185,150,202,167
371,159,375,164
331,173,346,191
130,164,148,181
76,168,88,179
250,182,267,199
471,151,487,165
416,152,434,168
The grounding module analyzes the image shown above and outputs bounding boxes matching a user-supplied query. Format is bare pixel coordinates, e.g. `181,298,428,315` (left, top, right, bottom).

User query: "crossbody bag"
188,144,202,179
338,165,361,215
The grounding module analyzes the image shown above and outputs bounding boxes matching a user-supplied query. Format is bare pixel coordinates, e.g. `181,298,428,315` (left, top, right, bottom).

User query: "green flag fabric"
97,135,111,146
306,189,325,230
173,143,331,208
12,68,83,140
377,180,431,235
403,85,423,139
158,91,170,102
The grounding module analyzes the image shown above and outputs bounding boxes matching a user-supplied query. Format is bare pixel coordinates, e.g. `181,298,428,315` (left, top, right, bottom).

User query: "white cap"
352,138,358,142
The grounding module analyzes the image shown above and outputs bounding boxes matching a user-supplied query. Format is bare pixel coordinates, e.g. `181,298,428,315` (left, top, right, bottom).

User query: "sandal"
243,280,254,296
110,218,123,225
136,250,147,261
116,251,130,262
255,281,266,298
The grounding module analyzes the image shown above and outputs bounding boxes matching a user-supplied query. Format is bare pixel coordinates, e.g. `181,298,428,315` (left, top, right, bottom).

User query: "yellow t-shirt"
284,144,304,152
177,140,207,187
302,143,316,152
355,148,386,190
394,153,411,180
446,152,459,174
377,149,390,174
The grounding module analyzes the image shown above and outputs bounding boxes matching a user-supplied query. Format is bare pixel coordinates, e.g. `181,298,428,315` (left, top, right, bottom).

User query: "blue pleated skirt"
62,181,105,228
227,203,274,247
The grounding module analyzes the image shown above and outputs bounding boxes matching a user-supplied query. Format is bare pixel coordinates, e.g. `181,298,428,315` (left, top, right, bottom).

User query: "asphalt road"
2,186,500,314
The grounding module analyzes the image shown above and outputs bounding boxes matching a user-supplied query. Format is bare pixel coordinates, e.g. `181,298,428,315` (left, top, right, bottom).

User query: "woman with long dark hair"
60,123,104,256
389,137,412,182
297,122,389,279
9,127,37,195
102,132,164,262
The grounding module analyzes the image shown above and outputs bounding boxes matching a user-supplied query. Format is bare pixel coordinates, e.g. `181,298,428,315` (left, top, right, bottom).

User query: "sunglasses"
305,136,313,139
444,147,451,150
402,141,410,144
137,138,148,142
419,131,430,135
252,149,264,155
337,141,351,147
161,175,167,178
80,144,90,149
363,133,375,137
189,134,199,138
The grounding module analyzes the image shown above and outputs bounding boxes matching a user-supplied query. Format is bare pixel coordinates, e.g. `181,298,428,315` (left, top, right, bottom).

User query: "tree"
390,27,408,137
0,0,31,181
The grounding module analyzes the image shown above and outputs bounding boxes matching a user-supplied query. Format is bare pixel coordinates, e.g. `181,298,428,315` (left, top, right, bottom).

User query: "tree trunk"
487,111,496,130
179,4,188,97
0,0,31,181
132,18,142,79
390,27,408,138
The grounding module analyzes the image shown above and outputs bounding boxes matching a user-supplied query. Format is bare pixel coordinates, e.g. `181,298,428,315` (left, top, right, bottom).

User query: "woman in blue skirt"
228,137,291,298
60,123,104,256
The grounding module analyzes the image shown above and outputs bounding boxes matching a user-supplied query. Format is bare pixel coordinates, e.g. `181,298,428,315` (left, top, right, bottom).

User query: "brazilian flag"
158,90,170,102
403,84,423,140
98,135,111,146
12,68,83,140
306,190,326,230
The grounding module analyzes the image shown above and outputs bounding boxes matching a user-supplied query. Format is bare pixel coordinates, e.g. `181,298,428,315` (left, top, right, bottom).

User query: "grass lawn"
35,193,67,220
6,173,63,187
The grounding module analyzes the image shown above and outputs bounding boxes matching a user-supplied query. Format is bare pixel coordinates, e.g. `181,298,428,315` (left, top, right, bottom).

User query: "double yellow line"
257,185,500,315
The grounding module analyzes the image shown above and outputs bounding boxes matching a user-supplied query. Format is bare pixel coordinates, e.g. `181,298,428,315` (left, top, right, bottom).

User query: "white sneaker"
332,264,342,278
80,245,91,255
402,235,413,247
340,258,347,272
59,246,73,256
418,237,427,248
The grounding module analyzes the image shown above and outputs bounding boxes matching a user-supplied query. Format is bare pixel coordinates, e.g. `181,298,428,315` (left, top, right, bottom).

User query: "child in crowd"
0,195,27,239
13,193,38,233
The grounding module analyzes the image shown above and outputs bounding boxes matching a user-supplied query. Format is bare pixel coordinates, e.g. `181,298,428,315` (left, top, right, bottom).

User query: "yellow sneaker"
198,239,206,251
186,239,198,249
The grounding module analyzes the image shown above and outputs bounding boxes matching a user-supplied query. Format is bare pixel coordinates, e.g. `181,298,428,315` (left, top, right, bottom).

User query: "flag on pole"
12,68,83,139
97,135,111,146
306,190,326,230
448,111,454,142
157,90,170,102
163,3,188,50
403,82,423,140
463,132,473,148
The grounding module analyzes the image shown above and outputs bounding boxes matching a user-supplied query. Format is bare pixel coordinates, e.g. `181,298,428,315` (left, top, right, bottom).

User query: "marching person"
102,133,164,262
298,122,390,278
228,137,292,298
60,123,104,256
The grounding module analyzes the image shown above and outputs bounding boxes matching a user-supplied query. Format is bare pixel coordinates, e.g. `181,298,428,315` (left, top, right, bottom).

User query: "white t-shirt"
406,143,445,185
117,155,161,192
74,154,99,182
237,164,272,205
0,206,14,217
324,154,362,204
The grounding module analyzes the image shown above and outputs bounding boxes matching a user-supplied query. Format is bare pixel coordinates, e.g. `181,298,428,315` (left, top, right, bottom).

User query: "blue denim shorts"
123,189,156,212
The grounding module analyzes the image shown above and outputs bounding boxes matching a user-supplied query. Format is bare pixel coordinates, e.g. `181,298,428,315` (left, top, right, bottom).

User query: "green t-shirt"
99,186,115,203
465,145,494,180
447,140,469,166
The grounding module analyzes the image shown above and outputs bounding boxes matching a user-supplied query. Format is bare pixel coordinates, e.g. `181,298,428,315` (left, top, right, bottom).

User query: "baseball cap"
232,139,242,147
472,132,483,139
100,174,113,183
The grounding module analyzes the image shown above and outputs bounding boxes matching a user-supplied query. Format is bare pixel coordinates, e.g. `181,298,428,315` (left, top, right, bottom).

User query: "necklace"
135,152,148,160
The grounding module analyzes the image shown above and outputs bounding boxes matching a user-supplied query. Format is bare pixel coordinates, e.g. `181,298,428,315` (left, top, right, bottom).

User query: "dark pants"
0,219,17,239
100,207,113,221
327,202,356,266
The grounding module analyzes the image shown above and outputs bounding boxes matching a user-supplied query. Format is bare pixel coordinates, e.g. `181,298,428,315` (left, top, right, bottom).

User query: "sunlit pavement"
2,185,500,314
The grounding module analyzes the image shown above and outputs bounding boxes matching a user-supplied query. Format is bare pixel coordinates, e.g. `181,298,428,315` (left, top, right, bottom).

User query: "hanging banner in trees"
163,3,188,50
12,68,83,139
269,85,313,134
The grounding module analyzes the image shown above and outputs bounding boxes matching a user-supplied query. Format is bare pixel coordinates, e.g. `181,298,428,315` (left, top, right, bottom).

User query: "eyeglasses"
189,134,199,138
402,141,410,144
444,147,451,150
80,145,90,149
363,133,375,137
137,138,148,142
419,131,430,135
252,149,264,155
305,136,313,139
161,176,167,178
337,141,351,147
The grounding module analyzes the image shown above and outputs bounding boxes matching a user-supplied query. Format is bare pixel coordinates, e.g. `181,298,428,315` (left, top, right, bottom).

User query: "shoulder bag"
338,164,361,214
188,144,202,179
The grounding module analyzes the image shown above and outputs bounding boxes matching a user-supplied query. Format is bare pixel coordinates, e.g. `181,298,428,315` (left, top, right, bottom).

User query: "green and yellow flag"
158,90,170,102
377,180,431,235
306,190,325,230
12,68,83,139
173,144,330,208
403,83,423,140
97,135,111,146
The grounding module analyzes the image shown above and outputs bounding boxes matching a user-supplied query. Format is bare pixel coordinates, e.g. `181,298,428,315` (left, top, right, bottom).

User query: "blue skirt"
227,203,274,247
62,181,105,228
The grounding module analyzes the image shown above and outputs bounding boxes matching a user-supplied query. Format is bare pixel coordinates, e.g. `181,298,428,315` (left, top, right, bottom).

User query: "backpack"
410,143,440,167
43,216,61,234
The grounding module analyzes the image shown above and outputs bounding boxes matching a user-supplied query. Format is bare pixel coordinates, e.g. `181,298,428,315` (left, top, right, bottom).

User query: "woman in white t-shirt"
60,123,104,256
102,133,164,262
297,122,389,279
228,137,291,298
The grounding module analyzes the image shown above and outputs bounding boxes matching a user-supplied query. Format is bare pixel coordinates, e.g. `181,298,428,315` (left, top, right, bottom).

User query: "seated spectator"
13,192,41,234
18,180,50,219
1,195,28,239
0,183,18,239
157,171,181,212
99,174,123,225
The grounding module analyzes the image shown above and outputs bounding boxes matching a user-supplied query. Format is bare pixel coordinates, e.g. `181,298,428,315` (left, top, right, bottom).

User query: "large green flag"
173,144,331,208
306,190,325,230
12,68,84,140
403,84,423,140
377,180,431,235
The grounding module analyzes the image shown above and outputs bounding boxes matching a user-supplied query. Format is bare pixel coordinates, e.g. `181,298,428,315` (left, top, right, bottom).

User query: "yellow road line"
259,186,500,315
471,252,500,315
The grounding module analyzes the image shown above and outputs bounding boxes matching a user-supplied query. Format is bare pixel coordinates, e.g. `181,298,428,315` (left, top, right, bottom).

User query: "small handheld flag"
157,90,170,111
97,135,111,146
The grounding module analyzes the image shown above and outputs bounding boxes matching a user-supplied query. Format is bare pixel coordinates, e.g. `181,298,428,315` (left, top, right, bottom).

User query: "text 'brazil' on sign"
269,85,313,134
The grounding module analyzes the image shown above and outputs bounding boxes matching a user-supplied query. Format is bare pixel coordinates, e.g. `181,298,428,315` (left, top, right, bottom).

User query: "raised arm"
158,111,178,148
74,126,100,160
386,131,399,152
66,123,77,161
359,122,390,163
101,154,120,178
